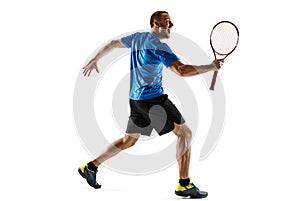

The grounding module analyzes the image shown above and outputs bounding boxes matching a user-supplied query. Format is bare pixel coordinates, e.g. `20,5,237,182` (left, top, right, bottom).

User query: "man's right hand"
212,59,224,70
82,58,99,77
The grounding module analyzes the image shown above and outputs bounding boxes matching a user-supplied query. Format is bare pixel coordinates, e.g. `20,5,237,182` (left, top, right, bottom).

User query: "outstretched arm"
168,59,223,77
83,39,126,77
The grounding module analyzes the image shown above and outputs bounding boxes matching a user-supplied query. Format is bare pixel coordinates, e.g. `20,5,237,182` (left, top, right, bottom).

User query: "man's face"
157,13,173,39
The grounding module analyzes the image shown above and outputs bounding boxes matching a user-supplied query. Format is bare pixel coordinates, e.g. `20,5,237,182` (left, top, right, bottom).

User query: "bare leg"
173,123,192,179
92,133,140,167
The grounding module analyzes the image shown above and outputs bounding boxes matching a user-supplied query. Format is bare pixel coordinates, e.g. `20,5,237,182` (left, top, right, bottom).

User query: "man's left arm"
83,39,126,77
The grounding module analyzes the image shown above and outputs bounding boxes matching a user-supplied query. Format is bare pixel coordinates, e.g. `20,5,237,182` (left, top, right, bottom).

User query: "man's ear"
153,20,160,27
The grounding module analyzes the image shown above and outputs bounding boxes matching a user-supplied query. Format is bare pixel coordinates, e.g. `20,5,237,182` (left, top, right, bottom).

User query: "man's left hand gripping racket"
209,21,239,90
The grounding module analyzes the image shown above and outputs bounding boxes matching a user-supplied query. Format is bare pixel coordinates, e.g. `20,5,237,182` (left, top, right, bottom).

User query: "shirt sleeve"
155,43,179,68
121,33,137,48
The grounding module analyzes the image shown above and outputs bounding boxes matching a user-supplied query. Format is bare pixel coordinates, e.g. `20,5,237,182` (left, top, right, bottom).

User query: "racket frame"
209,21,239,90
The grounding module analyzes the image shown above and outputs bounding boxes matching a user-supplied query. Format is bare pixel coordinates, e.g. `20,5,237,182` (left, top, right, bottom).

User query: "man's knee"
173,123,192,140
123,133,140,148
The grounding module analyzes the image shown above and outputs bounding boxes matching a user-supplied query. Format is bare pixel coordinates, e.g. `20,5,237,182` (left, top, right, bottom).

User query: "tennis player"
78,11,223,198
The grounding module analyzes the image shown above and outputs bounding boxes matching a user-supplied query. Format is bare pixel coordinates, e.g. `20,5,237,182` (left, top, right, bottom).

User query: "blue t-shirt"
121,32,179,100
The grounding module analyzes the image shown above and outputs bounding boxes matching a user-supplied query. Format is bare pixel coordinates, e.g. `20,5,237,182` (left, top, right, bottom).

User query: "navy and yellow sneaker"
78,164,101,189
175,182,208,199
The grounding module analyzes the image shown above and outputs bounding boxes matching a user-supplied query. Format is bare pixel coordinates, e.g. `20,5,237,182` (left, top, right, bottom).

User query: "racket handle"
209,71,219,90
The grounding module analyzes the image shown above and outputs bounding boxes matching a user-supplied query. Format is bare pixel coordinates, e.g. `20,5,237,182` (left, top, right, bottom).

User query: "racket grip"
209,71,219,90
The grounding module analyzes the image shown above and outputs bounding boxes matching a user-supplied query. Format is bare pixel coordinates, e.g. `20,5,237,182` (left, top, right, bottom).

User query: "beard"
158,28,170,39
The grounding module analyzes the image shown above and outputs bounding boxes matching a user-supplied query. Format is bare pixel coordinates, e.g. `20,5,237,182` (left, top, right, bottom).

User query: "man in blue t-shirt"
79,11,223,198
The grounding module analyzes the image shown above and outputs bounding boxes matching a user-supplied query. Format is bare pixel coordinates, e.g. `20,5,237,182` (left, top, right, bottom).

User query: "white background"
1,0,299,200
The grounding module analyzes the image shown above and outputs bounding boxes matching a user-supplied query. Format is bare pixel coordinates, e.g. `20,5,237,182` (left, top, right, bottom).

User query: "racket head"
210,21,239,57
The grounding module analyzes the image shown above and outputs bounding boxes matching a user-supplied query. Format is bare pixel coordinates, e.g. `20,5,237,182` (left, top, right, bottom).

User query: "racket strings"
211,23,238,55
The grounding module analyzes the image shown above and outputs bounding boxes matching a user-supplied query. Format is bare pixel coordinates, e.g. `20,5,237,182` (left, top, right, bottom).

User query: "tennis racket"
209,21,239,90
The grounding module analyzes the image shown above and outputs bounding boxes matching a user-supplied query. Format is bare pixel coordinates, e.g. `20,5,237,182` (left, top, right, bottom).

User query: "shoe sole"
175,191,208,199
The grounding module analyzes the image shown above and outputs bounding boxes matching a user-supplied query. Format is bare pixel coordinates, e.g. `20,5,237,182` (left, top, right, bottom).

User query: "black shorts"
126,94,185,136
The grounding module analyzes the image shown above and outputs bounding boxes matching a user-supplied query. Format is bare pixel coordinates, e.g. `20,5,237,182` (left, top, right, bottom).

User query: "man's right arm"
83,39,126,77
168,59,223,77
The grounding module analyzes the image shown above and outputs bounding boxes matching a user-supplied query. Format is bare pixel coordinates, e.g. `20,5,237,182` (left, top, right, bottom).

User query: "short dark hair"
150,11,168,28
